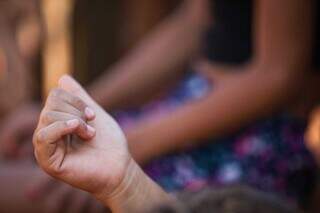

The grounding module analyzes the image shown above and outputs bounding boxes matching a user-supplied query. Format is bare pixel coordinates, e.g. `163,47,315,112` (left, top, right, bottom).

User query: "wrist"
92,157,137,206
94,157,171,213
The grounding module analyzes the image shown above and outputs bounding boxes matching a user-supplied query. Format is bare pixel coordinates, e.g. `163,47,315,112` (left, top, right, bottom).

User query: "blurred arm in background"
0,0,209,157
0,0,41,158
126,0,316,164
89,0,210,110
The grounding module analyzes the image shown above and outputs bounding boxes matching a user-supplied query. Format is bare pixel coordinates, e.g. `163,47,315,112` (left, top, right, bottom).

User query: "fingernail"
85,107,95,119
86,125,96,137
66,119,79,128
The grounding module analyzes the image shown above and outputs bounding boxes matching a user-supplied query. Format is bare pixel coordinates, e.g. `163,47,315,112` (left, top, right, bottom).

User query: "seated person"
0,2,104,212
32,75,301,213
5,0,320,208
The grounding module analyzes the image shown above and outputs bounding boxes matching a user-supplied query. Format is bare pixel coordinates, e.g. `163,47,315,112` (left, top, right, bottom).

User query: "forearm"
95,159,172,213
0,23,32,116
128,67,304,163
89,1,209,110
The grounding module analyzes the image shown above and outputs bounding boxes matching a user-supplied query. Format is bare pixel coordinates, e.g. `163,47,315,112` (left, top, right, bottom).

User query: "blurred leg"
0,162,46,212
0,161,107,213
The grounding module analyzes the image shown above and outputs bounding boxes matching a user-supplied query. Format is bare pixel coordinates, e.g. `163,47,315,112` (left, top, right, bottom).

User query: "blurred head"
149,185,300,213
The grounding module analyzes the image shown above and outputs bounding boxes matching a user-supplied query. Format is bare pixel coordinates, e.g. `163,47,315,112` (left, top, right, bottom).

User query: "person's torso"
205,0,320,69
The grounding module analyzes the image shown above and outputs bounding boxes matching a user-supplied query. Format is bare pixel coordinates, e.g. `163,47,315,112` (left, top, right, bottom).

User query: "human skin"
0,0,39,151
124,0,316,163
33,76,172,213
0,19,31,119
88,0,210,110
2,0,316,163
0,0,42,153
305,107,320,164
0,0,208,157
81,0,317,164
0,161,105,213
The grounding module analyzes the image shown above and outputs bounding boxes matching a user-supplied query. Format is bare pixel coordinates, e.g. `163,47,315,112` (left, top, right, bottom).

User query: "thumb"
58,75,95,106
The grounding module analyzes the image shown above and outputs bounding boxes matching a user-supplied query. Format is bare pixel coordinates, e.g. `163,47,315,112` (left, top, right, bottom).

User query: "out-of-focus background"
1,0,320,212
0,1,182,212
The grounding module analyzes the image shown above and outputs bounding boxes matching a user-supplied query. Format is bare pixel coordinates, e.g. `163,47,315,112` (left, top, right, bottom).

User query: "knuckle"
41,111,54,124
50,88,63,98
46,95,60,108
36,130,46,143
46,167,59,176
79,119,87,128
74,98,86,110
46,163,64,177
58,121,69,130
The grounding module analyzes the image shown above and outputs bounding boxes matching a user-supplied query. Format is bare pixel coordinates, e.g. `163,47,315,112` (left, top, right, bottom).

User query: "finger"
34,120,95,164
34,120,80,163
35,120,79,145
58,75,97,108
40,111,95,140
45,95,87,121
48,88,95,121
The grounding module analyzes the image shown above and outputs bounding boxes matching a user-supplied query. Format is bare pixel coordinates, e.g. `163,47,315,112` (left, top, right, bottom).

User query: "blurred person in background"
0,0,104,212
2,0,320,211
88,0,319,208
0,0,41,158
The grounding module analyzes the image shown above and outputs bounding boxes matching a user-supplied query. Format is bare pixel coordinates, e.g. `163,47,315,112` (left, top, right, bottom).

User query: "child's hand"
33,75,132,201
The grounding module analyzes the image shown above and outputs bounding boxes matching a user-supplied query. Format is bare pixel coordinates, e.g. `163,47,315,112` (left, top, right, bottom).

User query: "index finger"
48,88,95,121
33,120,79,166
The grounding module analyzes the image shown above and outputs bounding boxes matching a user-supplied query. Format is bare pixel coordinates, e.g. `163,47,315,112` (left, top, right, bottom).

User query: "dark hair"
148,185,301,213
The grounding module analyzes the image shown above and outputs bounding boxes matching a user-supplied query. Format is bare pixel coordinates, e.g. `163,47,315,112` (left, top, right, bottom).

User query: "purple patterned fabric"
114,72,317,206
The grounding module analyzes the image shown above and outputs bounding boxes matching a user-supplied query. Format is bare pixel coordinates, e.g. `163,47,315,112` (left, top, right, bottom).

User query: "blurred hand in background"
0,103,40,159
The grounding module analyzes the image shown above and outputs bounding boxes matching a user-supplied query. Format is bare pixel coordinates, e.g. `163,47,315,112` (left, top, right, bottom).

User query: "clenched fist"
33,75,131,199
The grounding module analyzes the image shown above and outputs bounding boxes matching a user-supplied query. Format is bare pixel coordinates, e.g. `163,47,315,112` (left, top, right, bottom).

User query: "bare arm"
127,0,315,163
89,0,210,110
96,160,173,213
